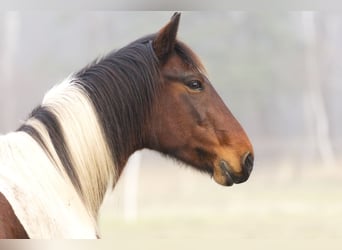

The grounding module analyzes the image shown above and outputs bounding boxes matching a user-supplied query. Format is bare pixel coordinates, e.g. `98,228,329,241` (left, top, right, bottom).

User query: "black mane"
73,36,161,168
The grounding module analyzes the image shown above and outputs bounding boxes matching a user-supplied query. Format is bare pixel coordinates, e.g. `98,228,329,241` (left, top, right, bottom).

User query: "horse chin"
213,174,234,186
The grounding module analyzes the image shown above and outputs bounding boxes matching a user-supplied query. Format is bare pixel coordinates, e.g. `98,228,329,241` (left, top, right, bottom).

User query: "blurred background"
0,11,342,247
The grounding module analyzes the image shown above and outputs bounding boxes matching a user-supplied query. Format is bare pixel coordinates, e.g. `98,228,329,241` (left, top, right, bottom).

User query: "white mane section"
42,77,117,217
0,77,116,238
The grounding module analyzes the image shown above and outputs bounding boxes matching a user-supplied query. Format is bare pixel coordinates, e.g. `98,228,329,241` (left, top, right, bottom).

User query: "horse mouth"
213,160,249,186
217,160,234,186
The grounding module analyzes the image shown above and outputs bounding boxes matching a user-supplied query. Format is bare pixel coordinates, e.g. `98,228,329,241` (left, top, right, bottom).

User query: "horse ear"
153,12,181,61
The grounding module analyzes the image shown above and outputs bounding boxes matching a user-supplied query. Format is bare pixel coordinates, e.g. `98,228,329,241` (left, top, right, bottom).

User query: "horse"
0,13,254,238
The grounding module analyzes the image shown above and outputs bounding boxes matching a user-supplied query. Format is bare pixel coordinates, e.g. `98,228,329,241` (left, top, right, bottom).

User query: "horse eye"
187,80,203,91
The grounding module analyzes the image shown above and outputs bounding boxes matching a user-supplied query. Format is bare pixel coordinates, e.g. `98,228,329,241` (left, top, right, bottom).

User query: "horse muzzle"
214,152,254,186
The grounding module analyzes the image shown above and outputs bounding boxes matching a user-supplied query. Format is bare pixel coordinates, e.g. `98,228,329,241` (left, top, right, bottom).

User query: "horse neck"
21,43,160,218
24,78,118,218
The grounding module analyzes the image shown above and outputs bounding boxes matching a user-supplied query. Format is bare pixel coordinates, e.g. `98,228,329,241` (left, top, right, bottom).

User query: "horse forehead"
163,54,189,71
162,53,207,76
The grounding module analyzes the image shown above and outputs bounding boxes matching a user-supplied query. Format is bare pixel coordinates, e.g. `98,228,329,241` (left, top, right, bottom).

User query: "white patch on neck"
0,76,117,238
0,132,97,238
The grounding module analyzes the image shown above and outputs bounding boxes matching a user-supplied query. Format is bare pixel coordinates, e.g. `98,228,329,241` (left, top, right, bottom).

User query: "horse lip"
219,160,234,186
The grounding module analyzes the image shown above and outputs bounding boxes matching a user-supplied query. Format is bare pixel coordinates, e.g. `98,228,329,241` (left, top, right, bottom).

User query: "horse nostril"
243,152,254,176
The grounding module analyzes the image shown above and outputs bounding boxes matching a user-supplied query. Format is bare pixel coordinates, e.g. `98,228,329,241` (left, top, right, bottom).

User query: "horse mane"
17,33,205,217
72,36,160,169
